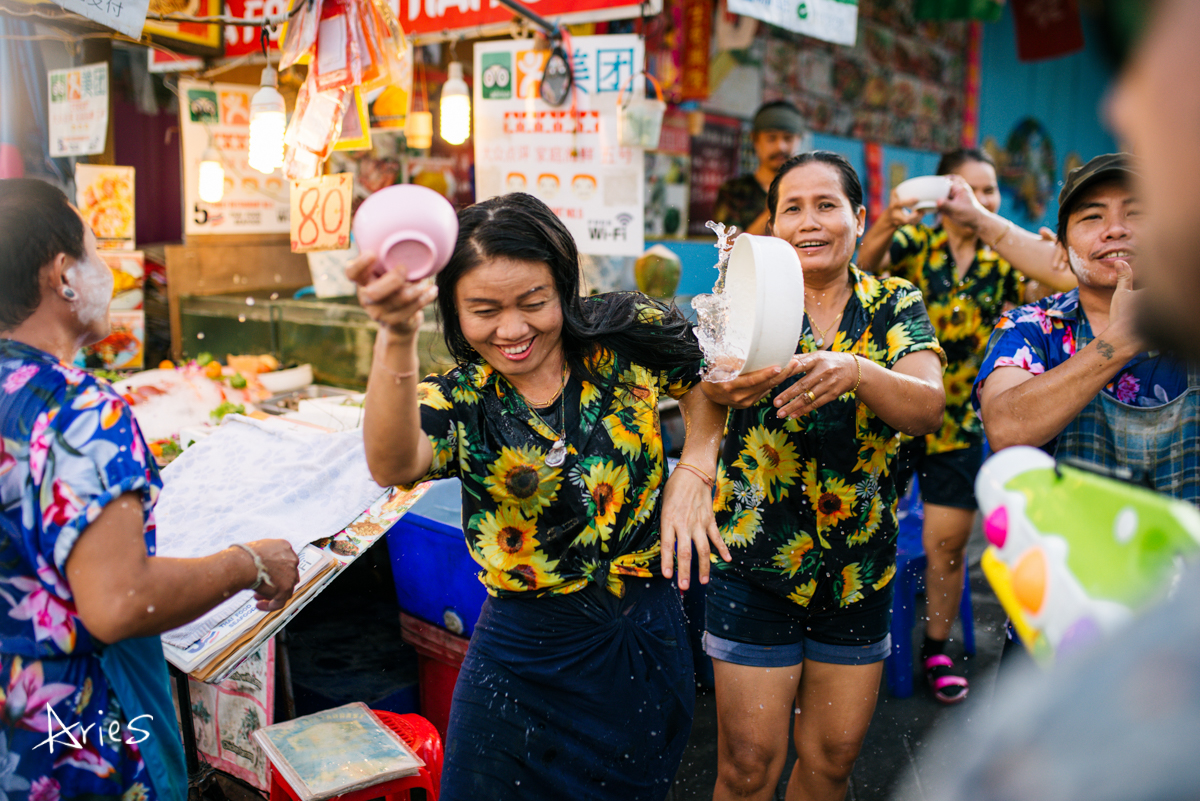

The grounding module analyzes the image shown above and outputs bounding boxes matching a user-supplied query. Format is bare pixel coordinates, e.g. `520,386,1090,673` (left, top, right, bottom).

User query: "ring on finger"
805,390,816,403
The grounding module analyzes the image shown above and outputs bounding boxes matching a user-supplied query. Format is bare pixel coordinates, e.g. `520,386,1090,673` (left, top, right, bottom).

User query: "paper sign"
224,0,285,57
726,0,858,46
51,0,151,39
49,63,109,157
149,49,204,73
290,174,352,253
474,35,646,257
180,79,290,235
76,164,135,250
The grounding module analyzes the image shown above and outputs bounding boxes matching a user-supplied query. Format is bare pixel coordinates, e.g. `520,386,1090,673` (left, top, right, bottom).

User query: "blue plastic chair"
885,477,976,698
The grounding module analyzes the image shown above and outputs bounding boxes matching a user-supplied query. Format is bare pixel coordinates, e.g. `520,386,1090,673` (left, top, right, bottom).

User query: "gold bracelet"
989,220,1013,250
675,462,714,487
851,353,862,394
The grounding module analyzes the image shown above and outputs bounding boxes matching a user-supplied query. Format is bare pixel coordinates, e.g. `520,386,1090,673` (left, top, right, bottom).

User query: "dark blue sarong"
440,576,695,800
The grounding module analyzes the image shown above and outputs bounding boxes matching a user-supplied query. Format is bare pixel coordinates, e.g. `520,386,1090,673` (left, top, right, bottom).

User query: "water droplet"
270,292,280,300
238,314,247,323
196,332,205,339
245,297,256,306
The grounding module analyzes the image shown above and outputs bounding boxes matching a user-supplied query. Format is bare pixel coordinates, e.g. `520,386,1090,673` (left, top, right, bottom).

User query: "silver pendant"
545,439,567,467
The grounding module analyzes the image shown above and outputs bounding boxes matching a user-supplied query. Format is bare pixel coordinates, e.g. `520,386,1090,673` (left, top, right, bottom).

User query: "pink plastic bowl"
352,184,460,281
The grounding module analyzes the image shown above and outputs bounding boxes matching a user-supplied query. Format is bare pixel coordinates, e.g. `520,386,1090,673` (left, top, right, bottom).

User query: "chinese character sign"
180,79,291,235
51,0,151,39
726,0,858,46
474,35,646,257
48,63,109,157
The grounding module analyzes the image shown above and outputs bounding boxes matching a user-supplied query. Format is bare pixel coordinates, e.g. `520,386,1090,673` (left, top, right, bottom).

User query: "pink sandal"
924,654,969,704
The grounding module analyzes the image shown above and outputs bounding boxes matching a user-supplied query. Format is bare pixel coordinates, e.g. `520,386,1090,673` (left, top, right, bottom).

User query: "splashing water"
694,221,746,382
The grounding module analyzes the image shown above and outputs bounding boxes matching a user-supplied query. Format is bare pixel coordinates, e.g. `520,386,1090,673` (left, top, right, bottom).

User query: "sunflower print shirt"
715,267,943,609
888,223,1024,454
0,339,162,800
411,311,701,599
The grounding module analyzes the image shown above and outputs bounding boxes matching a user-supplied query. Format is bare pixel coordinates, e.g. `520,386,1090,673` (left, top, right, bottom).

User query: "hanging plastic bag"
312,0,357,92
279,0,322,71
283,72,350,180
617,72,667,149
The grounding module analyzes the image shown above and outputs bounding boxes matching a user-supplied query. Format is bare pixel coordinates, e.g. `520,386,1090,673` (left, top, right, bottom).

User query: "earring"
62,287,77,300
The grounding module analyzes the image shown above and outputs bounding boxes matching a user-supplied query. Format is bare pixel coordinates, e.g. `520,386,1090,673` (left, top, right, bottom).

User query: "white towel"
155,415,385,647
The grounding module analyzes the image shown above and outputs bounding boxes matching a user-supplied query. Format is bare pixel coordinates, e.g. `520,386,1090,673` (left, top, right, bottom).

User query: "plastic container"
617,72,666,149
400,612,470,740
387,478,489,636
351,184,459,281
724,233,806,374
894,175,953,210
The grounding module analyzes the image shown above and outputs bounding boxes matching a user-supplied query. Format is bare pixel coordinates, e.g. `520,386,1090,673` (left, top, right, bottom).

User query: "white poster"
726,0,858,46
474,35,646,257
48,63,109,157
179,79,290,236
51,0,151,39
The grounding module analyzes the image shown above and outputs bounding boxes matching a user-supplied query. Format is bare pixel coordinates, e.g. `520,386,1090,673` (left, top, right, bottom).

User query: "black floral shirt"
889,223,1024,453
714,267,943,608
412,307,701,599
713,173,768,234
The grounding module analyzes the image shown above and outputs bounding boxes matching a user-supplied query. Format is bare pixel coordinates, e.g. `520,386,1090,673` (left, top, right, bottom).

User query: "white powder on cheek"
1068,246,1101,285
65,258,113,328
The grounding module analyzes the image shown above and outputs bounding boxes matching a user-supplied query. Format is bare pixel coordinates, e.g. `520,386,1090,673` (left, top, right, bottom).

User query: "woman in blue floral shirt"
0,179,300,801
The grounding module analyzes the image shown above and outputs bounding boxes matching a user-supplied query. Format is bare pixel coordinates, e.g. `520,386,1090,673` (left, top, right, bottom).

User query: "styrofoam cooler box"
387,478,489,636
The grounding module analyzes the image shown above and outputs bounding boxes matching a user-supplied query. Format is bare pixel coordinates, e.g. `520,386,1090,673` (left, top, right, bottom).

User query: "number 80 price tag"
290,173,352,253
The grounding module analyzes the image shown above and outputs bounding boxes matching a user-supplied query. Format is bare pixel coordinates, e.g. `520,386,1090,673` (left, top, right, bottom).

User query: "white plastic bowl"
725,234,806,374
258,363,313,394
894,175,952,210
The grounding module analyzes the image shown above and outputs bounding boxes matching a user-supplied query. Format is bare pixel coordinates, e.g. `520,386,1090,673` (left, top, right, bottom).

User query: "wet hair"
0,178,85,331
936,148,995,176
767,151,864,223
436,192,701,385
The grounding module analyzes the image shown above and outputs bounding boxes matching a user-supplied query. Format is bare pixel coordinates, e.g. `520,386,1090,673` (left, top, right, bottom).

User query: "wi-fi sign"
615,213,633,227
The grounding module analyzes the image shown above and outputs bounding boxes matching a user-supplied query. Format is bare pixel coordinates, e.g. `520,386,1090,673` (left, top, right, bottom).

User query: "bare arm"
743,207,771,236
66,493,300,643
857,189,922,274
979,263,1140,449
346,253,439,487
773,348,945,436
938,177,1076,291
660,385,732,589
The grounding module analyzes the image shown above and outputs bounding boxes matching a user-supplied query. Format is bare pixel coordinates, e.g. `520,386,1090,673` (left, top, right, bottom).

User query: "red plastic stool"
267,710,443,801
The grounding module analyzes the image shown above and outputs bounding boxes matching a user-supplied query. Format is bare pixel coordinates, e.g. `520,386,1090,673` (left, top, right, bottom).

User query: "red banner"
680,0,711,101
399,0,650,37
224,0,285,56
1012,0,1083,62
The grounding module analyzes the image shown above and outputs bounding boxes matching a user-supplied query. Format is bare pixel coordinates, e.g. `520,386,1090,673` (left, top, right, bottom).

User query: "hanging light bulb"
405,111,433,149
248,65,286,174
198,147,225,203
439,61,471,146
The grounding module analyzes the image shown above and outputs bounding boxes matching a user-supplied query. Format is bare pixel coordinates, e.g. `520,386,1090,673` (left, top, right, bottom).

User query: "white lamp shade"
405,110,433,149
248,68,286,174
198,149,225,203
439,61,471,146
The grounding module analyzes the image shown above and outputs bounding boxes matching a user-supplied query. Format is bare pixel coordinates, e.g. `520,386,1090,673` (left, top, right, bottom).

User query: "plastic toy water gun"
975,446,1200,667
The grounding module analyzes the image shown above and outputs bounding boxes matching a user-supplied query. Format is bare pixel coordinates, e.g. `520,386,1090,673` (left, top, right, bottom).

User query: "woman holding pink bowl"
348,191,729,800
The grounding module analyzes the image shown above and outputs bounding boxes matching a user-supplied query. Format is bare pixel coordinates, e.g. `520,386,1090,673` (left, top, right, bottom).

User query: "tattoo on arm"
1096,339,1115,360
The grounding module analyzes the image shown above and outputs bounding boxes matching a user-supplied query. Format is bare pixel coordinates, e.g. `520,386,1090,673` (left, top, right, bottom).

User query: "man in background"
712,101,804,235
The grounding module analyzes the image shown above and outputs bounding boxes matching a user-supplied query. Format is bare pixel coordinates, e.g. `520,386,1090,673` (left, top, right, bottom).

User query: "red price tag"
290,174,352,253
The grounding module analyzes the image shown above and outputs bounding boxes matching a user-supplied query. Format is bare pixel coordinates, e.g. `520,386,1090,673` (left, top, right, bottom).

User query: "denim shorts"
703,570,893,668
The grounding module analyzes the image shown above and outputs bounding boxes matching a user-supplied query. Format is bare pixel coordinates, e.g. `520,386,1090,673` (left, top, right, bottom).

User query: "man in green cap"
712,100,805,235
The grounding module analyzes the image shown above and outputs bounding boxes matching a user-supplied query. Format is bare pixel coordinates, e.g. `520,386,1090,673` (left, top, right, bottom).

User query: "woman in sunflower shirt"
857,149,1075,702
699,152,945,801
346,193,730,801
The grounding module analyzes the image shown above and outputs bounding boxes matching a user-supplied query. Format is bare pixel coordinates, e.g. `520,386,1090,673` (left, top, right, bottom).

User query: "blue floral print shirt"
973,289,1188,443
0,338,161,800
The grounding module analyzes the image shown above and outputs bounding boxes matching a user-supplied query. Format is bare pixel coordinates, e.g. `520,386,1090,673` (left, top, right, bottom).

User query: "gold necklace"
511,365,569,467
806,309,843,348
